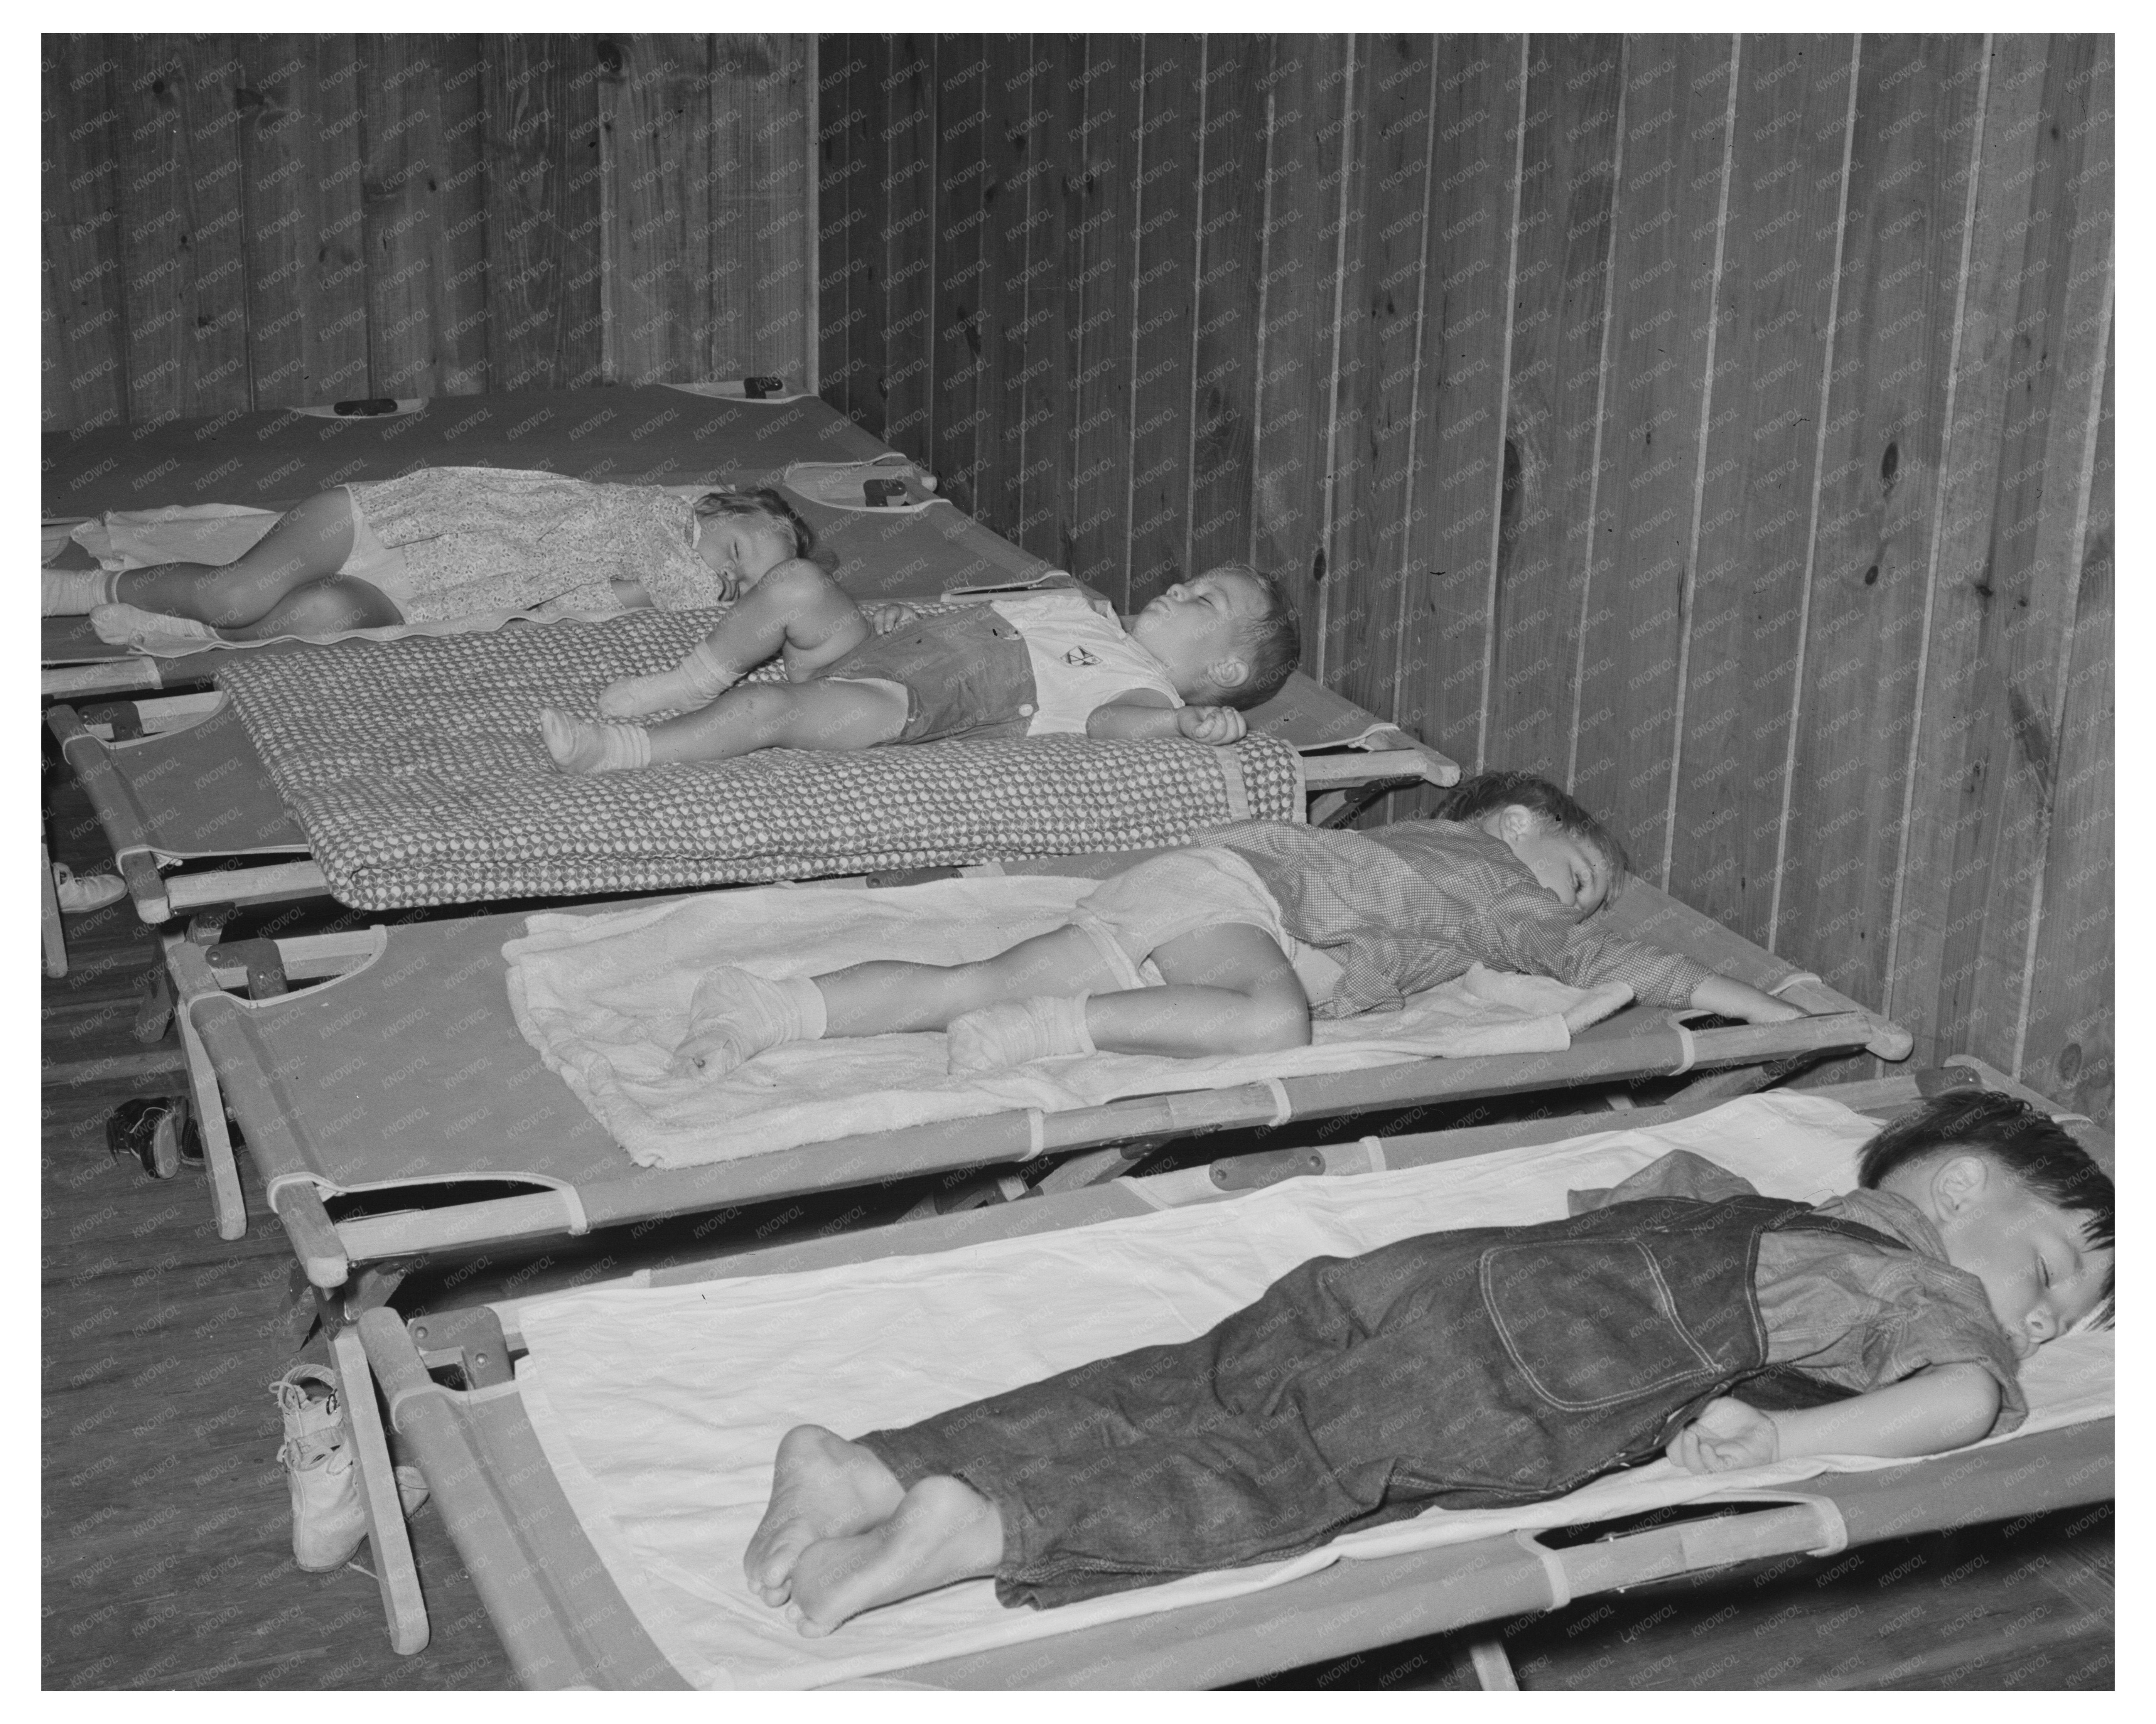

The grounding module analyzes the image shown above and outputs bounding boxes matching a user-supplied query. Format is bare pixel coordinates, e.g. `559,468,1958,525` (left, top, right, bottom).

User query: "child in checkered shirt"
669,771,1837,1077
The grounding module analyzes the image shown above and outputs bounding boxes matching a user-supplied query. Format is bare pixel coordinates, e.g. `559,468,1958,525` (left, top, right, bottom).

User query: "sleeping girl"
41,470,814,644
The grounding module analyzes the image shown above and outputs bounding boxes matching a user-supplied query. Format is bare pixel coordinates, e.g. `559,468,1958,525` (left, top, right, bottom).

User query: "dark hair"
1858,1090,2115,1326
693,486,816,562
1206,564,1301,709
1432,770,1631,881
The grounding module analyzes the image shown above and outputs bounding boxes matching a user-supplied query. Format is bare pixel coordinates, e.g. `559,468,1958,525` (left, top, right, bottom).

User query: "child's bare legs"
745,1425,1003,1636
815,922,1312,1056
541,677,909,774
596,557,869,719
108,490,400,630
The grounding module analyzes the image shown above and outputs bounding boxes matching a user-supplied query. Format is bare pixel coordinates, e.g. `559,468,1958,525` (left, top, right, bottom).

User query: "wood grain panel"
1125,37,1203,605
113,35,252,425
1666,36,1854,933
596,35,716,385
816,39,869,414
833,36,890,436
1899,36,2112,1070
1567,35,1734,871
2019,342,2112,1119
482,37,606,394
42,39,128,431
1487,35,1625,780
1066,37,1140,604
974,36,1034,534
231,37,371,406
1395,36,1522,780
1326,34,1424,713
1186,35,1270,574
875,37,936,455
1015,35,1081,559
725,35,812,382
1263,34,1355,683
1776,36,1987,1051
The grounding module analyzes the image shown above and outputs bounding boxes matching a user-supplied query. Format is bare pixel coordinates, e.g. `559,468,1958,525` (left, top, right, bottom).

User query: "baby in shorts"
540,557,1300,774
668,771,1812,1077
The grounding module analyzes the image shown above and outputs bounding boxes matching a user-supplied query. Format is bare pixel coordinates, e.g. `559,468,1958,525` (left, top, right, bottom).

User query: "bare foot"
539,707,644,774
786,1474,1004,1636
744,1426,906,1608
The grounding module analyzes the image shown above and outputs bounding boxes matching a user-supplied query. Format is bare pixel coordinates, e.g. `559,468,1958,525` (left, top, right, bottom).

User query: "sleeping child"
537,559,1301,774
744,1090,2114,1633
41,472,812,642
660,771,1814,1079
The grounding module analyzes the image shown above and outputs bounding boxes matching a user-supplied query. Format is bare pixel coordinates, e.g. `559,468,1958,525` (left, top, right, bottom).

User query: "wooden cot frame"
334,1057,2110,1683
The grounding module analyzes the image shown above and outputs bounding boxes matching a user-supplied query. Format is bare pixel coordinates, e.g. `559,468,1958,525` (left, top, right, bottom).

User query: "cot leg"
40,836,67,978
166,934,247,1240
1030,1143,1151,1198
1458,1636,1519,1690
331,1326,430,1655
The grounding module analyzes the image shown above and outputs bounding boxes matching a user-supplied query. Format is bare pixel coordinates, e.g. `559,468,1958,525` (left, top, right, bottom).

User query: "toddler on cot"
745,1090,2114,1634
660,770,1817,1080
42,469,812,642
538,559,1301,773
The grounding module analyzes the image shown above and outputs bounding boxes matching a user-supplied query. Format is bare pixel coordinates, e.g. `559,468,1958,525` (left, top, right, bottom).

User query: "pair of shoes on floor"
274,1363,431,1572
52,863,126,914
106,1096,202,1179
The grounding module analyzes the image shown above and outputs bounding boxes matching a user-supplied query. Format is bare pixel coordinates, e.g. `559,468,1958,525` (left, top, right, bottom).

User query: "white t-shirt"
984,590,1184,736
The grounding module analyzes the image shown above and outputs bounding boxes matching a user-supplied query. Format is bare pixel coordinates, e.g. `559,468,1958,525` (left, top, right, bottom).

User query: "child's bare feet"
785,1474,1004,1637
744,1426,907,1607
539,708,650,774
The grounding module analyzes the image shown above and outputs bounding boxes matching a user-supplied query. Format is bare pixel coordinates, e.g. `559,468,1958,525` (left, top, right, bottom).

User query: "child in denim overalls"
742,1092,2112,1635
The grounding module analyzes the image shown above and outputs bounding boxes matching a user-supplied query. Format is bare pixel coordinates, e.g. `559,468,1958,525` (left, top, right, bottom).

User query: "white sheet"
501,876,1633,1168
508,1092,2114,1689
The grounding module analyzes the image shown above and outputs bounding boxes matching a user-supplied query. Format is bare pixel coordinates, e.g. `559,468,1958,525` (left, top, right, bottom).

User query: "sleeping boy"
540,558,1301,773
663,771,1818,1079
744,1090,2114,1633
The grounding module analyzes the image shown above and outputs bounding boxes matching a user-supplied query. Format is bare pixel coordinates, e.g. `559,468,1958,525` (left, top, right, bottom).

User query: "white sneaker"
52,864,127,914
273,1364,432,1572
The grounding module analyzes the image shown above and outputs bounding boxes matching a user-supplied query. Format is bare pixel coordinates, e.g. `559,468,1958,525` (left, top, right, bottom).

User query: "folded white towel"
503,876,1633,1169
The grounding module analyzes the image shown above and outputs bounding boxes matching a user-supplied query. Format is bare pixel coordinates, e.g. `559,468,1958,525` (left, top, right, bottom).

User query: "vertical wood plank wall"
40,32,815,423
813,33,2113,1123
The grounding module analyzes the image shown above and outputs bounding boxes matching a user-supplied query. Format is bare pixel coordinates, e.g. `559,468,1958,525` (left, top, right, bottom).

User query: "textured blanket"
214,612,1304,909
501,877,1633,1168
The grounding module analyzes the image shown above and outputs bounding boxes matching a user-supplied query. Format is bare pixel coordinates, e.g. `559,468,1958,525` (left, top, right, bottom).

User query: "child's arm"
1688,974,1805,1026
1085,694,1248,745
1668,1362,2003,1475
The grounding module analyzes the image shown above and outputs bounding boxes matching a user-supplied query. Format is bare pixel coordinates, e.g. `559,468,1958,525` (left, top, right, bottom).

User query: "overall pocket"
1479,1239,1723,1411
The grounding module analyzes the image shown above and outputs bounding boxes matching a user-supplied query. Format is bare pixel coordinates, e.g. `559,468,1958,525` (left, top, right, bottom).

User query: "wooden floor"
40,754,2113,1691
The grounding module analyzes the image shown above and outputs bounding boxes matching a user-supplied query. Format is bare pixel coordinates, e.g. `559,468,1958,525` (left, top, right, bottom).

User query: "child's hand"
1688,976,1807,1026
1176,704,1247,745
865,602,919,634
1667,1397,1780,1475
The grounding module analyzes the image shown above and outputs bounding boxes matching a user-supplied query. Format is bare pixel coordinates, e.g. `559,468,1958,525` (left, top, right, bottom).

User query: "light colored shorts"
1070,847,1345,1006
336,486,419,614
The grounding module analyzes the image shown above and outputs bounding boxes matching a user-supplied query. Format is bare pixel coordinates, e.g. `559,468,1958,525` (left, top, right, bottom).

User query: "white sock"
673,969,828,1075
43,568,117,615
946,993,1095,1072
597,640,737,720
540,708,651,774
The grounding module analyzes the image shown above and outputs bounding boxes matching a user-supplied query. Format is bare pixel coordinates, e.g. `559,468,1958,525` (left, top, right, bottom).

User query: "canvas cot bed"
162,848,1907,1296
44,386,1454,934
333,1067,2112,1683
